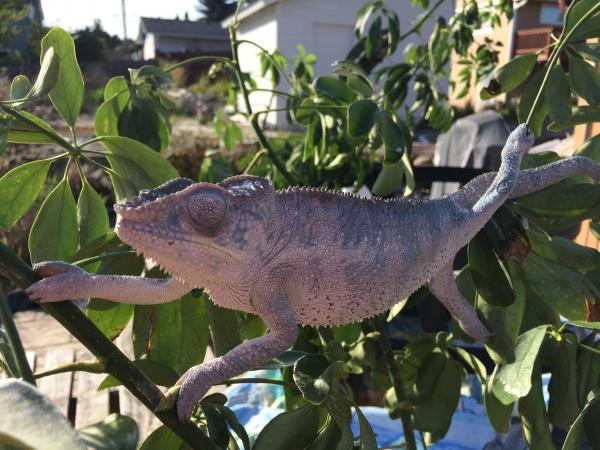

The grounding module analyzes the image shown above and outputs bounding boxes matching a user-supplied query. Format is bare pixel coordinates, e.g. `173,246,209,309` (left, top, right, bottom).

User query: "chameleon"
26,125,600,421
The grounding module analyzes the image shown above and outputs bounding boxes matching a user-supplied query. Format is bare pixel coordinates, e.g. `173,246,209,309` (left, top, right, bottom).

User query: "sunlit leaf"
76,414,138,450
480,54,537,99
29,178,78,263
77,182,109,248
41,28,84,127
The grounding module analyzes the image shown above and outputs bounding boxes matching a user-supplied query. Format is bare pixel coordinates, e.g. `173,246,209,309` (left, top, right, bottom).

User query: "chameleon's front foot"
26,262,89,302
176,365,213,422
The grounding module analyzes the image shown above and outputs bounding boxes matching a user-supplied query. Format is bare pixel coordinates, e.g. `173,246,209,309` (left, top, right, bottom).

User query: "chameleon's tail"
451,151,600,210
470,124,535,218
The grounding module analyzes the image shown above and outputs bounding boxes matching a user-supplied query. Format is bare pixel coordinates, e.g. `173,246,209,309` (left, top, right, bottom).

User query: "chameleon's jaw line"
114,214,243,262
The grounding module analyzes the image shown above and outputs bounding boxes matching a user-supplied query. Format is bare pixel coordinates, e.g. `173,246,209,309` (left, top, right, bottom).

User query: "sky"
40,0,202,40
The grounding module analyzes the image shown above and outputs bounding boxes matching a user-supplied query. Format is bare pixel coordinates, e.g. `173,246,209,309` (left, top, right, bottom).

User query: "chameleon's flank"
26,125,600,421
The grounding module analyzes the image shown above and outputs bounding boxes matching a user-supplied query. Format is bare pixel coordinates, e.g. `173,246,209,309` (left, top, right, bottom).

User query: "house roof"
221,0,281,27
138,17,229,41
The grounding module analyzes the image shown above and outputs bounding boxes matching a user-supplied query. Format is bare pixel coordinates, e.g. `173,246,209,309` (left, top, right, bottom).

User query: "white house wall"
236,4,281,127
143,33,156,60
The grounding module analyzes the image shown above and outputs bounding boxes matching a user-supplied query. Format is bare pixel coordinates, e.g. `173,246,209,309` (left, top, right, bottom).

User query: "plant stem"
34,359,106,378
72,250,137,268
0,288,35,385
398,0,446,42
228,7,296,186
370,317,418,450
165,56,235,73
0,242,217,449
220,377,297,389
525,2,600,127
2,105,78,154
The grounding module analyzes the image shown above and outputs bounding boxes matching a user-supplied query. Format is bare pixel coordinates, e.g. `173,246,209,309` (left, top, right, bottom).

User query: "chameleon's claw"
26,262,88,303
176,366,211,422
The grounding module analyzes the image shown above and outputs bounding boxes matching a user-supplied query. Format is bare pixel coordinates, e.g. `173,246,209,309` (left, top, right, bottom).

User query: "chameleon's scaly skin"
26,125,600,421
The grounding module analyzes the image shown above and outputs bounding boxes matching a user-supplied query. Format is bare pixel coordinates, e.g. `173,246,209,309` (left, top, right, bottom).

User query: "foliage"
0,1,599,449
196,0,237,21
0,0,30,65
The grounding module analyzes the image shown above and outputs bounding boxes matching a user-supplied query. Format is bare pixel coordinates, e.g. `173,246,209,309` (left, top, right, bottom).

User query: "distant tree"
196,0,237,21
0,0,30,63
73,20,122,62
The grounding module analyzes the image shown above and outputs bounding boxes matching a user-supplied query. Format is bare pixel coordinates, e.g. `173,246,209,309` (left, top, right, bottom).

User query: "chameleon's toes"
26,272,86,303
176,367,211,422
461,320,493,342
33,261,85,278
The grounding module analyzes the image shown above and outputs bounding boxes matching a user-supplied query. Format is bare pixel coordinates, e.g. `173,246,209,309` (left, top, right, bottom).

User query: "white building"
222,0,455,128
138,17,230,61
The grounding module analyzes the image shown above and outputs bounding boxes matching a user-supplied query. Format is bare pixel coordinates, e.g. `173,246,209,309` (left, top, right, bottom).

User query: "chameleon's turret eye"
187,190,227,234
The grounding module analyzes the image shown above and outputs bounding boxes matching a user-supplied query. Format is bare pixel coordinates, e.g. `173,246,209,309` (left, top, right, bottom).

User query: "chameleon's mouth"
114,215,243,262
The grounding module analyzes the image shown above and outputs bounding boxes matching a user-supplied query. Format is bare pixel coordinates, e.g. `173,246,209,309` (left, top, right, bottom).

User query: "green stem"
221,377,297,389
72,250,137,268
243,149,267,174
228,10,296,186
398,0,445,42
1,105,78,155
79,136,103,148
0,242,217,449
525,2,600,127
250,88,296,98
0,288,35,385
370,318,417,450
165,56,235,73
34,359,106,379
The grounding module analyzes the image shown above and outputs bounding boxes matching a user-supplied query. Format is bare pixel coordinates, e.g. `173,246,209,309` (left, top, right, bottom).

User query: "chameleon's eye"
187,190,227,233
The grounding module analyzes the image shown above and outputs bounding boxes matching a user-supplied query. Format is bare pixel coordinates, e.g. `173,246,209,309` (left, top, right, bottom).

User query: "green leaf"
574,133,600,162
567,320,600,331
380,112,406,164
414,358,463,440
87,300,135,341
372,161,404,196
549,105,600,131
524,253,589,321
491,325,548,405
569,56,600,106
213,404,251,450
480,54,537,99
10,75,32,101
365,16,382,58
484,370,513,434
327,394,354,449
518,69,548,136
562,390,600,450
98,359,179,389
76,414,138,450
545,65,572,124
518,368,554,450
572,42,600,63
7,110,62,144
27,47,61,101
355,405,377,450
77,182,109,248
314,76,355,103
200,402,229,448
253,404,319,450
548,340,580,428
293,354,332,405
564,0,600,37
29,179,78,263
98,136,178,201
133,293,209,375
0,379,86,449
259,350,307,370
347,100,379,137
468,231,515,307
0,160,51,231
94,76,131,136
41,28,84,127
139,426,183,450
